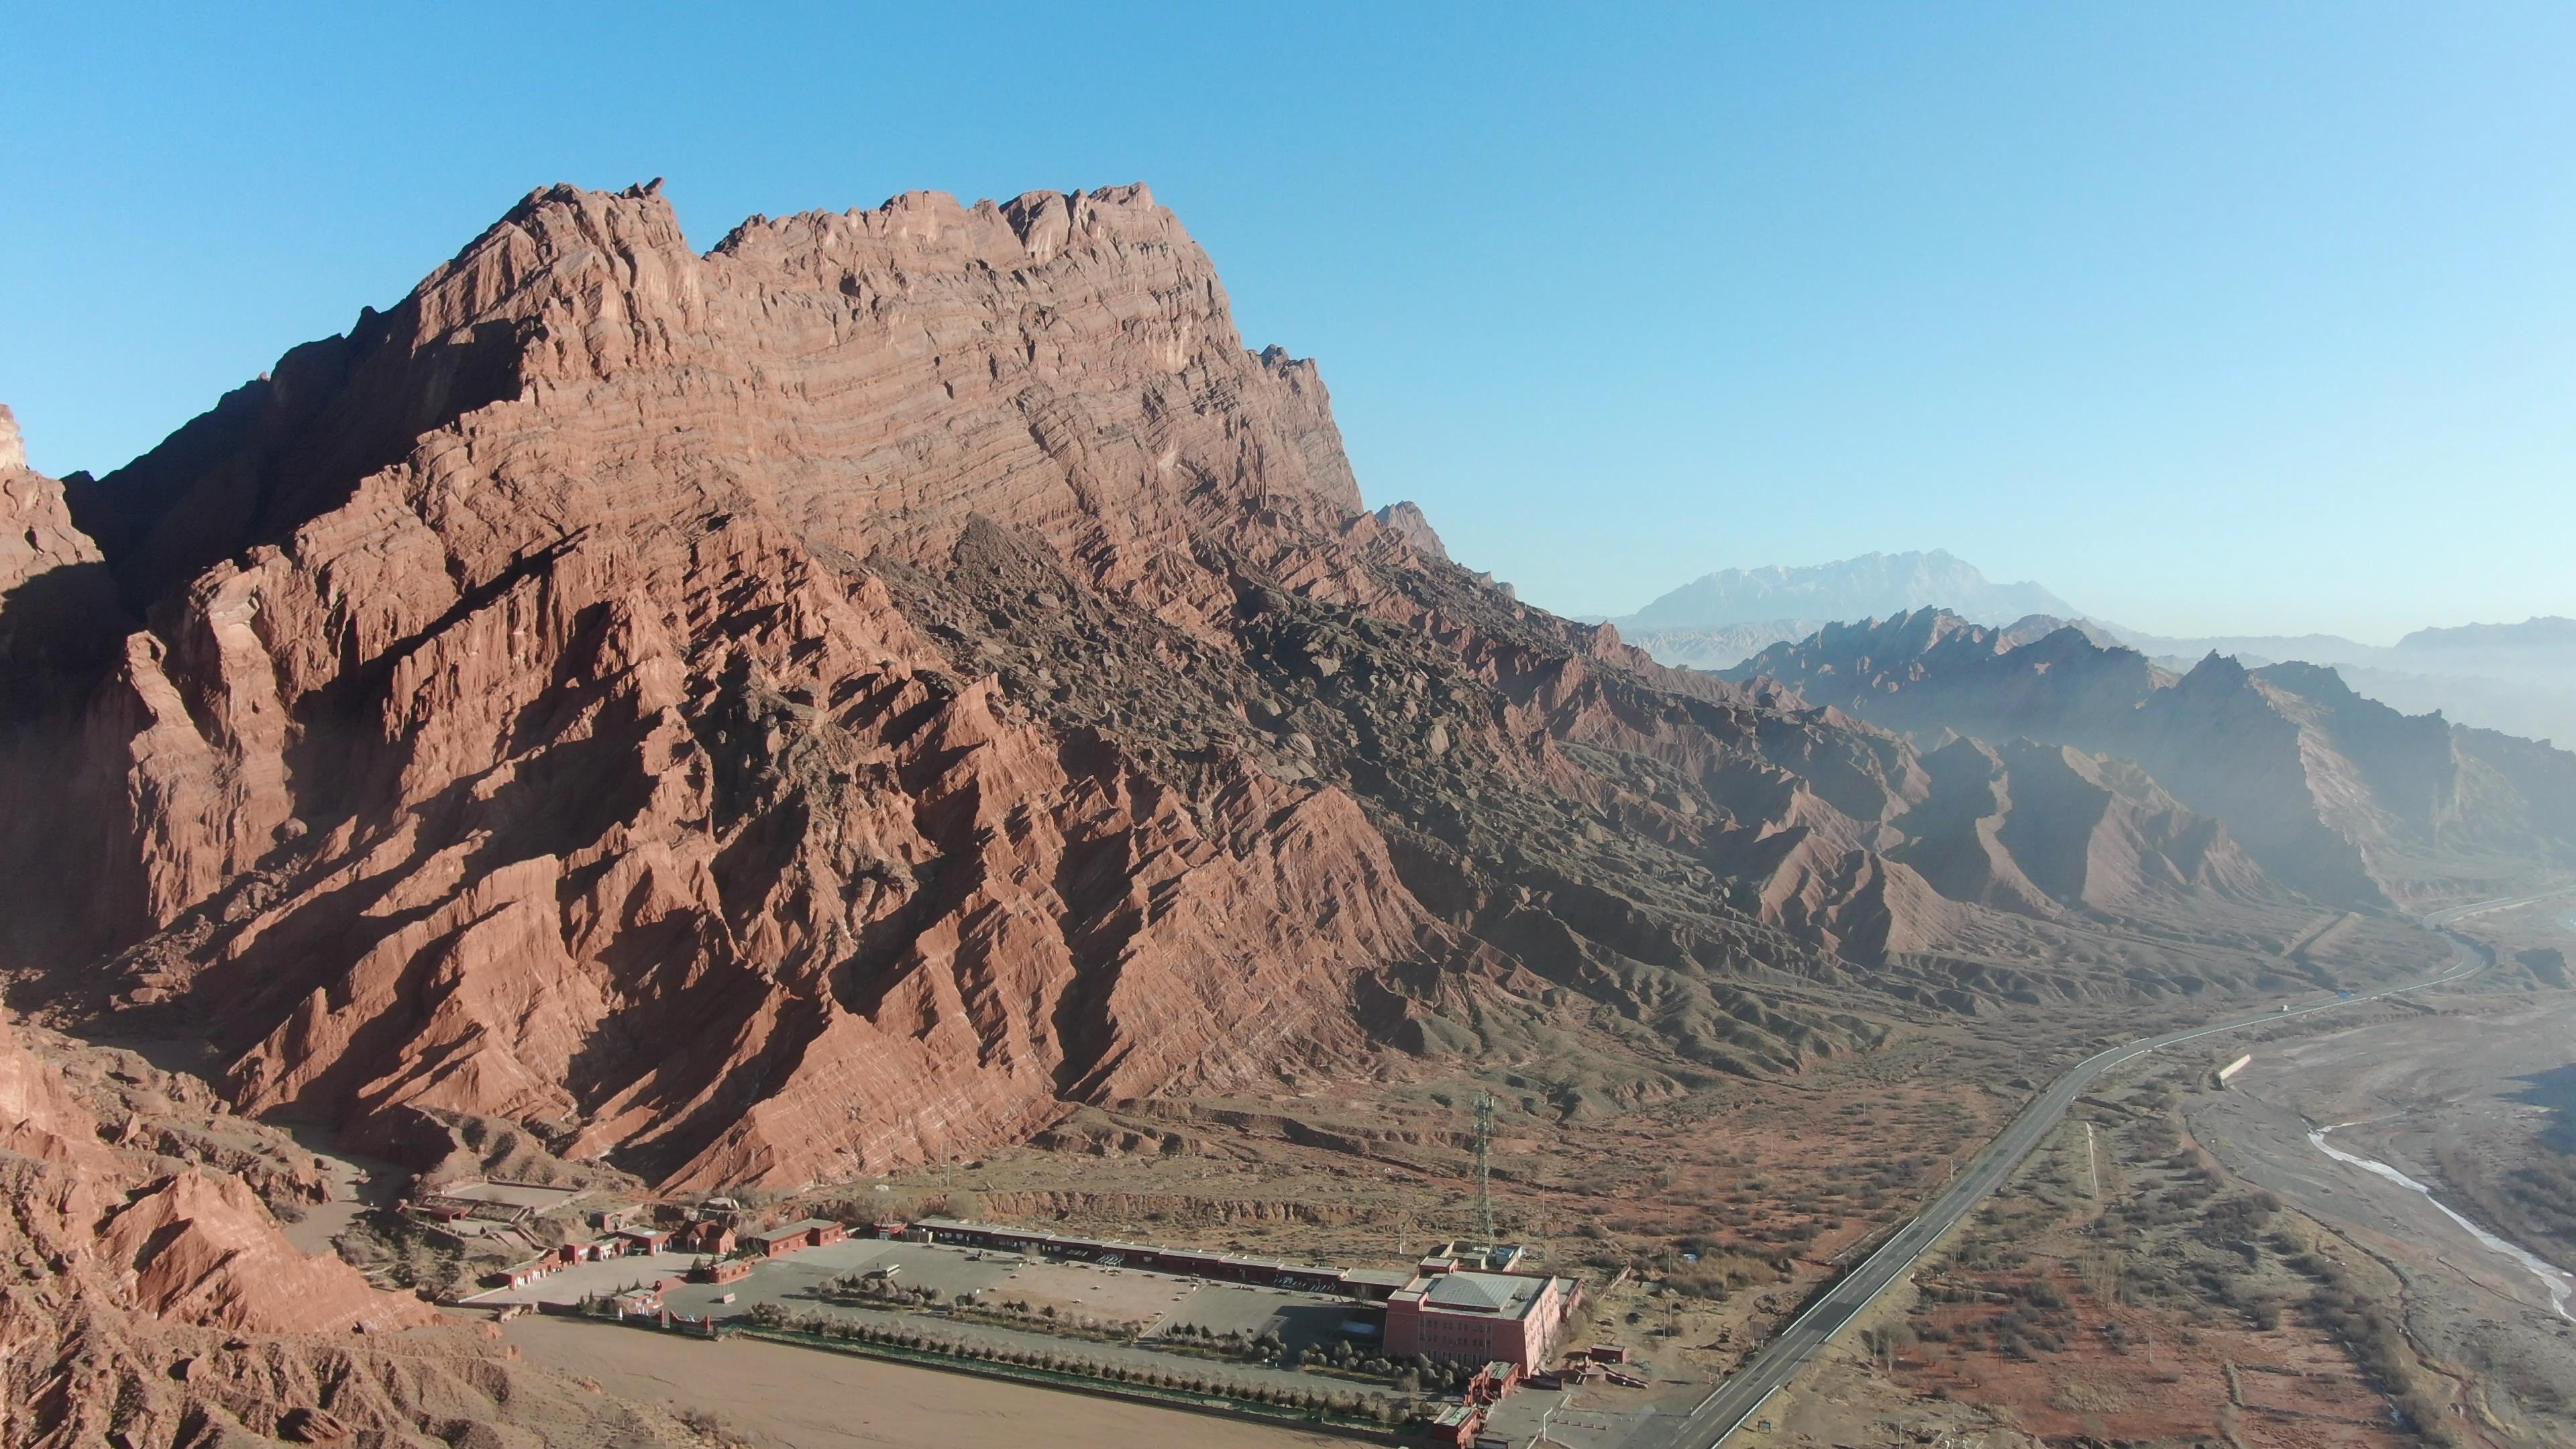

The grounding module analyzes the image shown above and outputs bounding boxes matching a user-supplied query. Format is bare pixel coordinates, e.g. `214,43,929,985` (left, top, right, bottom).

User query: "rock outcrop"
0,1011,432,1338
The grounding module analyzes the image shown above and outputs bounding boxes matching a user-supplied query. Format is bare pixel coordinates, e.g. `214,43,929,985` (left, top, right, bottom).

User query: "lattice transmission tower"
1472,1089,1497,1246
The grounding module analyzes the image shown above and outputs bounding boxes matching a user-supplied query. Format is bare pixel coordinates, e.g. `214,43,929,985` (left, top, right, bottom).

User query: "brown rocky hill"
1891,736,2277,916
0,1007,723,1446
1730,609,2576,907
0,182,2379,1194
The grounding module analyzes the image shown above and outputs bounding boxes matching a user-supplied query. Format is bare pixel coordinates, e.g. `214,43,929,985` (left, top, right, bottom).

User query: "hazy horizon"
8,3,2571,641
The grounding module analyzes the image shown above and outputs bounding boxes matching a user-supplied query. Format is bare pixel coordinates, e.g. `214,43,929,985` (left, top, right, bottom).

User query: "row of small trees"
823,1273,944,1305
1287,1336,1471,1392
1159,1323,1286,1362
960,1297,1148,1340
815,1279,1149,1340
742,1305,1422,1424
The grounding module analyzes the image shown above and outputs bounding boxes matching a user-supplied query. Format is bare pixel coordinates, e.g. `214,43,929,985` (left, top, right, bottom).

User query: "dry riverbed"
2187,985,2576,1444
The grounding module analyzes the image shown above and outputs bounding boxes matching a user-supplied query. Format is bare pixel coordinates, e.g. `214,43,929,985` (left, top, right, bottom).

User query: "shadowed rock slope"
1,183,2355,1193
1732,609,2576,908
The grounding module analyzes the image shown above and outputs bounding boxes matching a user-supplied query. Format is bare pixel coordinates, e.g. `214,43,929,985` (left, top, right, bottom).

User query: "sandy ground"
2193,1000,2576,1322
2188,989,2576,1442
501,1315,1359,1449
275,1130,404,1258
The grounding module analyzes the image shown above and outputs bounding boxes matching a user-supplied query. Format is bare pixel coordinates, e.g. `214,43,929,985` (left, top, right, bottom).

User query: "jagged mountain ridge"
1729,608,2576,908
0,183,2349,1194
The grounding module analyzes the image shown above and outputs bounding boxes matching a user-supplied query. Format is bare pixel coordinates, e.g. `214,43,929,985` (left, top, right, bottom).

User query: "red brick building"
749,1218,847,1257
1417,1402,1486,1446
678,1220,736,1255
1385,1270,1581,1375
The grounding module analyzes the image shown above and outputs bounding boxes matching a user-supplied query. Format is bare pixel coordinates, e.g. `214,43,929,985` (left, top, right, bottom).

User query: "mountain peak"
1617,549,2080,631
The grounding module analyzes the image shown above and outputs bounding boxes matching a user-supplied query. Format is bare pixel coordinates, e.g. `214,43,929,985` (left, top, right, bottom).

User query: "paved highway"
1633,885,2576,1449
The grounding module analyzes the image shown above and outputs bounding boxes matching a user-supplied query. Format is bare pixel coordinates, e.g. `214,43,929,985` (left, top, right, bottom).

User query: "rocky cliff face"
1733,609,2576,906
0,183,2381,1195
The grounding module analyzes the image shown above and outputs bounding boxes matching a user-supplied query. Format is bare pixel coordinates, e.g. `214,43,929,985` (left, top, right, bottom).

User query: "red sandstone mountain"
1892,736,2277,916
0,182,2460,1195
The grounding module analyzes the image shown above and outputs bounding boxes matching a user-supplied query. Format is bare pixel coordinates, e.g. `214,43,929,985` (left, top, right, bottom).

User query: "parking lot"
1155,1281,1360,1355
464,1236,1377,1368
988,1256,1195,1322
654,1239,1019,1319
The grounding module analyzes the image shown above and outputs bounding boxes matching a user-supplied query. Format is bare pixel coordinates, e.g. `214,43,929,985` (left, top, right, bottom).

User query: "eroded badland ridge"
6,180,2576,1446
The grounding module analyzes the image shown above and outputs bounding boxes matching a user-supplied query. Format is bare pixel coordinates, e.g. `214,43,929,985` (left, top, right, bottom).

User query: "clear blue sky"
7,3,2571,640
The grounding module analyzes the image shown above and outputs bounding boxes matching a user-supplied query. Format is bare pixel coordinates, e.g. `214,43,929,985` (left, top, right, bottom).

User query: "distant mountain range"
1611,551,2576,746
1725,609,2576,910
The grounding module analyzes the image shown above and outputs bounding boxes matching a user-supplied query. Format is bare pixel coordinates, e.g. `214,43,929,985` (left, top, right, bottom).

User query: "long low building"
749,1218,849,1257
898,1216,1416,1301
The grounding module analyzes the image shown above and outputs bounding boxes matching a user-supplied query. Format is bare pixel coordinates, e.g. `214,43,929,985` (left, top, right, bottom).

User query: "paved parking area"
1156,1283,1359,1355
466,1237,1377,1367
992,1258,1196,1322
1481,1389,1653,1449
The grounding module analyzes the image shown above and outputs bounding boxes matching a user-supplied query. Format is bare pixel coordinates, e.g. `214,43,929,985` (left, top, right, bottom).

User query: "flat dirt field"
500,1316,1356,1449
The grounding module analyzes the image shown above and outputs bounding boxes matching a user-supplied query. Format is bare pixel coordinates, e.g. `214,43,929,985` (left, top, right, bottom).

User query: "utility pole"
1473,1091,1497,1247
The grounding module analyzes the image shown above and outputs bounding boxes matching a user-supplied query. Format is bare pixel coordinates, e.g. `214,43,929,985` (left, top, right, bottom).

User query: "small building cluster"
1411,1361,1525,1447
462,1197,1650,1448
494,1201,867,1290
